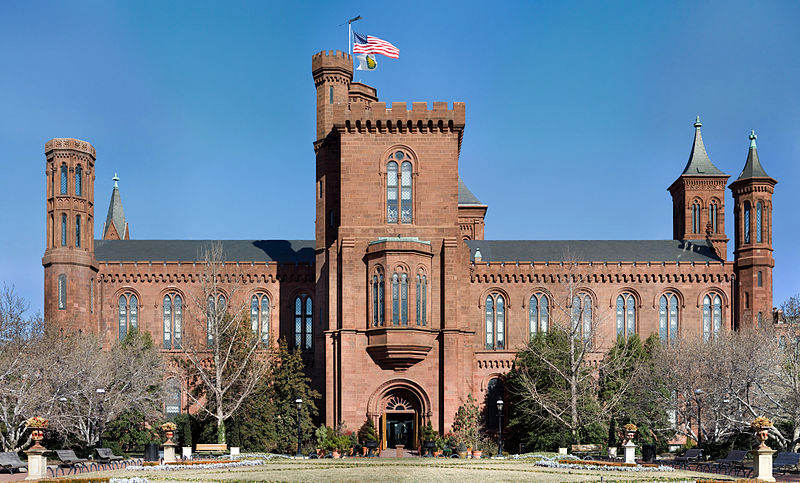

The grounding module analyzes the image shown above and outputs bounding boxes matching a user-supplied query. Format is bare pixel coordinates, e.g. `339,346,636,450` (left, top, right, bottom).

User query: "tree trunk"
217,417,226,444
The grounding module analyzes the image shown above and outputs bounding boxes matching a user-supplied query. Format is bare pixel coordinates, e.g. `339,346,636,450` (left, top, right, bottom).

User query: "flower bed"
127,455,290,472
511,453,674,472
35,478,148,483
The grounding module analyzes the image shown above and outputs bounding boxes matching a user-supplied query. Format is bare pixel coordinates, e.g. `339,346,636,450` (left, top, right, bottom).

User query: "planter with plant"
358,418,379,456
421,422,438,457
452,393,481,458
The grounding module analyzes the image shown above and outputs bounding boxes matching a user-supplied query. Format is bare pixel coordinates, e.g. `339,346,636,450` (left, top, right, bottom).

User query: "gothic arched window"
756,201,763,243
75,165,82,196
659,293,679,343
75,215,81,248
61,213,67,246
400,272,409,325
163,293,182,349
702,294,723,342
386,150,413,224
372,269,385,326
744,201,751,244
691,201,701,234
165,378,181,418
294,294,313,350
207,294,226,347
118,293,138,340
57,274,66,310
485,294,505,350
251,293,270,343
529,293,549,336
416,273,427,326
616,293,636,338
710,201,718,233
572,294,593,349
60,164,68,195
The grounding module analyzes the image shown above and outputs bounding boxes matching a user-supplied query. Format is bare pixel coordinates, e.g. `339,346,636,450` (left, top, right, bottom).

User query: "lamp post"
295,398,303,457
96,388,106,448
496,399,504,457
694,389,703,446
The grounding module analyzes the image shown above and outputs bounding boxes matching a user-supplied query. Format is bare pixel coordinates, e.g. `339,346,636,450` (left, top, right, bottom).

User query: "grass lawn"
79,458,735,483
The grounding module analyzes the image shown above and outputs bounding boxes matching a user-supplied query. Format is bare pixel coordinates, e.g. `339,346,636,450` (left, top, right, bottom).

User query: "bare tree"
513,257,643,443
179,243,271,444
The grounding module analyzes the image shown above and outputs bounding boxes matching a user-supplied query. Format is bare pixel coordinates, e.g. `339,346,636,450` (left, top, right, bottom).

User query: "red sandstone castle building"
42,50,777,449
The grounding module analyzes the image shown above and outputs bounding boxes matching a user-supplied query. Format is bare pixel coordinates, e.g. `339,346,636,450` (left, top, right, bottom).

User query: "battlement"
312,50,353,80
45,138,96,158
337,101,466,133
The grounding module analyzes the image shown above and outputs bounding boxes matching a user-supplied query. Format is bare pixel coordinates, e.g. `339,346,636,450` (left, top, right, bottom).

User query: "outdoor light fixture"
496,399,504,457
295,398,303,457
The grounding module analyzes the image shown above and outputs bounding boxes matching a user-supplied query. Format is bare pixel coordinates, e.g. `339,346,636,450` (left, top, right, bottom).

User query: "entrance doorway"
385,413,414,448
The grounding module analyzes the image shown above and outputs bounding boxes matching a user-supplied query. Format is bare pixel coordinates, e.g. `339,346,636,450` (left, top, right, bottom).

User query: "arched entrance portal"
380,390,420,449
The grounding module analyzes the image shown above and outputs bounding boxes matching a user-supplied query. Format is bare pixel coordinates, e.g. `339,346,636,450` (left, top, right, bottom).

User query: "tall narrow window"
744,201,751,244
379,272,385,326
615,293,638,338
710,202,718,233
485,294,506,350
400,161,412,223
391,273,399,325
294,294,313,350
119,293,138,339
415,274,427,326
400,273,408,325
692,202,700,234
572,295,593,348
659,293,679,343
163,293,182,349
58,274,66,309
60,164,67,195
373,274,380,326
702,295,711,342
251,294,270,342
757,312,763,327
89,278,94,313
712,294,722,335
420,275,426,326
75,165,82,196
329,86,333,104
529,293,549,336
75,215,81,248
756,202,763,243
758,271,763,287
416,275,420,325
387,161,398,223
165,378,181,418
61,213,67,246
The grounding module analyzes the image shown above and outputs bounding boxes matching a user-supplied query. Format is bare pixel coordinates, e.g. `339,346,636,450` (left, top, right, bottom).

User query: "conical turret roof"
737,130,771,180
680,117,726,176
103,174,127,239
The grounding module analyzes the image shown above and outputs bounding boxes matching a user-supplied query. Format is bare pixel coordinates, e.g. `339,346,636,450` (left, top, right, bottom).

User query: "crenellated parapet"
335,101,466,134
312,50,353,87
45,138,96,159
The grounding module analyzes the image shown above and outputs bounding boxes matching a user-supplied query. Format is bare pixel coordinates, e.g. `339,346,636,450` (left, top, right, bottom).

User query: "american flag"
353,32,399,59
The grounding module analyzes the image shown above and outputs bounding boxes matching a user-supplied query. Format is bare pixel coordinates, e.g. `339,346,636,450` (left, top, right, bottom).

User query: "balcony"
366,327,436,370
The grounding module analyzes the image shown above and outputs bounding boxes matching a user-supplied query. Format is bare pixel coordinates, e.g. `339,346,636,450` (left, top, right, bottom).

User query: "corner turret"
312,50,353,141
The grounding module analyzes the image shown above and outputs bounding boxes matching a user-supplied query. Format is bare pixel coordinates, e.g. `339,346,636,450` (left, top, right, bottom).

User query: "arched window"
400,272,409,325
702,294,723,342
529,293,549,336
250,293,270,343
756,202,763,243
75,215,81,248
207,294,226,347
758,271,763,287
416,273,427,326
165,378,181,418
386,150,413,224
118,293,138,339
372,269,385,326
659,293,679,343
57,274,66,309
691,201,700,234
163,293,182,349
710,201,718,233
616,293,636,338
61,213,67,246
744,201,751,244
485,294,505,350
294,294,313,350
75,165,82,196
572,294,593,348
90,278,94,313
60,164,67,195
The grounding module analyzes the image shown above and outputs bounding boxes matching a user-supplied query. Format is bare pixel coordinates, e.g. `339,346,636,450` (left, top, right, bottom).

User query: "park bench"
773,451,800,475
195,443,228,456
700,449,748,476
95,448,124,469
671,448,703,469
54,449,89,474
0,451,26,474
570,444,603,459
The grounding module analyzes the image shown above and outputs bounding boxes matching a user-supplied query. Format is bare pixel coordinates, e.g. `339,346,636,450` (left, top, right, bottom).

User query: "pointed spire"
103,174,128,240
680,116,726,176
737,129,771,180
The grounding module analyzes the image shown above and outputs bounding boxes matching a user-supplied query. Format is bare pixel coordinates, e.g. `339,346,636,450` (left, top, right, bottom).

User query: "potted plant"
751,416,773,448
623,423,638,443
160,421,177,444
452,394,480,459
358,418,379,456
421,422,438,457
26,416,49,450
316,425,336,458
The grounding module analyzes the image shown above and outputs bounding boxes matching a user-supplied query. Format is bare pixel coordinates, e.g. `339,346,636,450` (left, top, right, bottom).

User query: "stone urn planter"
364,440,378,456
457,444,468,459
751,416,773,449
422,440,436,457
472,450,482,459
26,417,49,451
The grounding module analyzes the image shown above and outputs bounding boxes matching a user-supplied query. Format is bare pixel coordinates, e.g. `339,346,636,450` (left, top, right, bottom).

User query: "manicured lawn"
81,458,734,483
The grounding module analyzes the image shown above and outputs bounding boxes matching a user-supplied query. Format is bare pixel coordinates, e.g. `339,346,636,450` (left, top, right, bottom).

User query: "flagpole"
344,15,361,56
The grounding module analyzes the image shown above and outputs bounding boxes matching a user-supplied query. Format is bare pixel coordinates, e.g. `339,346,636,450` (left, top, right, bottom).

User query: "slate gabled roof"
94,239,315,263
458,177,483,205
466,239,722,263
737,131,771,180
680,118,726,176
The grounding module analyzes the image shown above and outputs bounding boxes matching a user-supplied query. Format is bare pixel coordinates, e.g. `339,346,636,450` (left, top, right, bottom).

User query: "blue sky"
1,0,798,315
